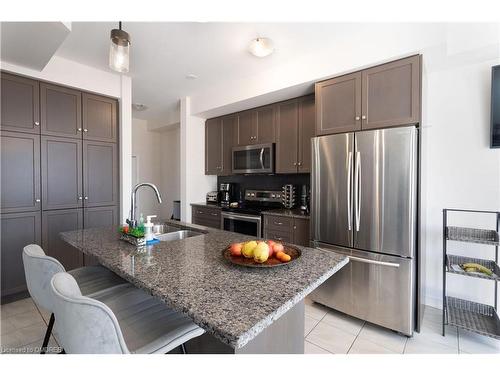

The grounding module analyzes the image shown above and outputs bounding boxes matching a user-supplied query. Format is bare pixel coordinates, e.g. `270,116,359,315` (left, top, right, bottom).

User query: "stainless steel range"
221,189,282,237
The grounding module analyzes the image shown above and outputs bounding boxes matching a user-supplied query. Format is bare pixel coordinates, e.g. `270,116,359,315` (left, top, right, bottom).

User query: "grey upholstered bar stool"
50,272,205,354
22,244,127,353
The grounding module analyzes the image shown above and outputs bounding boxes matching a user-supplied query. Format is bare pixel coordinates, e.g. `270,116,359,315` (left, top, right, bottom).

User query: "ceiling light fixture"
109,21,131,73
248,37,274,58
185,74,198,80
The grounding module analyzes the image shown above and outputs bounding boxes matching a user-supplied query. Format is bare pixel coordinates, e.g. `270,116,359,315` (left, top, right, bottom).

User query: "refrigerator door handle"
347,151,353,231
354,151,361,231
348,255,400,268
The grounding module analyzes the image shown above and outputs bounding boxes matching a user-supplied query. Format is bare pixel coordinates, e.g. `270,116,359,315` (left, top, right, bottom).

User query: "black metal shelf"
442,209,500,340
446,254,500,281
446,226,499,246
446,296,500,340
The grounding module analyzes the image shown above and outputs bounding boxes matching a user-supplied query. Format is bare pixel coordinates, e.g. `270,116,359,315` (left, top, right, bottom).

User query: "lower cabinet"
42,209,83,271
191,205,221,229
263,215,310,247
1,211,41,299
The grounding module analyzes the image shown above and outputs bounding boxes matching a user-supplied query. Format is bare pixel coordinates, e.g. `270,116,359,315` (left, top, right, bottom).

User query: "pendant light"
109,21,131,73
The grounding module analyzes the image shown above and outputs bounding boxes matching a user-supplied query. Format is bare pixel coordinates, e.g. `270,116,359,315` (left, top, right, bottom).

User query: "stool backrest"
22,244,65,312
50,272,129,354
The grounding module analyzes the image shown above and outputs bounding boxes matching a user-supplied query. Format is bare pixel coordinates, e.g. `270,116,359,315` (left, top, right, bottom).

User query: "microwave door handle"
259,147,264,169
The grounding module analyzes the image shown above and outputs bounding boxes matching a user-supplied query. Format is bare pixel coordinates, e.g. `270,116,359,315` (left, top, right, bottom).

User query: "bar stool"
50,272,205,354
22,244,127,353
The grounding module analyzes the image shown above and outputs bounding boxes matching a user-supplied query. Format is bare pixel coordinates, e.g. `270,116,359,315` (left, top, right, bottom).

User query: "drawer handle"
274,221,283,225
274,237,283,241
211,213,218,216
348,255,400,268
197,211,203,214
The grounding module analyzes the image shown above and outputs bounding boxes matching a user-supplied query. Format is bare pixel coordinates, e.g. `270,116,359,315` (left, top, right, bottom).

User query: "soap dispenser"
144,215,157,242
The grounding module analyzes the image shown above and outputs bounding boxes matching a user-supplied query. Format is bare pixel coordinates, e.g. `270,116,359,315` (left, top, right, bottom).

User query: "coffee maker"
219,183,234,207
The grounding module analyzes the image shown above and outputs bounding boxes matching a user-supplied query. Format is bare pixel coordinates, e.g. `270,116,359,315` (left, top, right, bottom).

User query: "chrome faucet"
127,183,163,228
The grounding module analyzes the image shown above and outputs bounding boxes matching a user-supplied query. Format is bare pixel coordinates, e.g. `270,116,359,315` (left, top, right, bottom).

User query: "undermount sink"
152,224,184,235
156,230,202,242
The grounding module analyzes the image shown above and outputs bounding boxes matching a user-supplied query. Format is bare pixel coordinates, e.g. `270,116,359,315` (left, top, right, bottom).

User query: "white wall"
159,127,181,219
180,97,217,222
0,55,133,224
131,118,163,219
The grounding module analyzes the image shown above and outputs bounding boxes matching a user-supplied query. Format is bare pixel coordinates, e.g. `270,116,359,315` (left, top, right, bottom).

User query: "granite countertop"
60,219,347,349
262,209,310,219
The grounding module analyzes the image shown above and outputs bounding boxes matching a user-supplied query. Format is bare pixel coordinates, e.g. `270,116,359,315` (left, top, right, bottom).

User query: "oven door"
232,143,274,174
221,212,262,237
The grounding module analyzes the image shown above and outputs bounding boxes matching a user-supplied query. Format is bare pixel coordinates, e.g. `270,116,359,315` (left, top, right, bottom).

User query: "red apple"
266,242,275,257
230,243,243,256
273,243,284,254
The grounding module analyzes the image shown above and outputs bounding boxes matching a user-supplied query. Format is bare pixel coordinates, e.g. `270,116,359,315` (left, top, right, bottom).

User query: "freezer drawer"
310,245,415,336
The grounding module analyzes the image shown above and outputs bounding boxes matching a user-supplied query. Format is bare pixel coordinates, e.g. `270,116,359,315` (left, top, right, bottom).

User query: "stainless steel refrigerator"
310,126,418,336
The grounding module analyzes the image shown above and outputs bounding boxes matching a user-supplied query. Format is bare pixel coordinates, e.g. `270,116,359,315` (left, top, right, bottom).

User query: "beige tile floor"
1,296,499,354
304,298,500,354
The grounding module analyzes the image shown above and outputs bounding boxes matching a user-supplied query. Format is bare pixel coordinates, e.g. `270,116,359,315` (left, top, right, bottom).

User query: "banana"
461,263,493,276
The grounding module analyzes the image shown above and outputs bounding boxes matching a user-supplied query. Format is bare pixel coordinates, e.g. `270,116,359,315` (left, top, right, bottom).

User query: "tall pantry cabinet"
0,72,120,301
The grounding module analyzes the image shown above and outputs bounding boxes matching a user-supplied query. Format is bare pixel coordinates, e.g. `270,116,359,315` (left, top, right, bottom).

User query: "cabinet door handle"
35,198,41,203
83,129,88,132
361,115,366,120
78,196,83,200
84,196,88,200
78,128,82,132
34,121,40,126
293,162,297,166
355,116,360,121
298,162,302,166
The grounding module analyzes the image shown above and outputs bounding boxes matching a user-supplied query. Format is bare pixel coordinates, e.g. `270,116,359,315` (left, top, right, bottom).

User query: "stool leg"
40,313,55,354
181,343,187,354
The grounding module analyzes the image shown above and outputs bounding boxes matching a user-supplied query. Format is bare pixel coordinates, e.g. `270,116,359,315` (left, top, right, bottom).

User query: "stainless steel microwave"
232,143,275,174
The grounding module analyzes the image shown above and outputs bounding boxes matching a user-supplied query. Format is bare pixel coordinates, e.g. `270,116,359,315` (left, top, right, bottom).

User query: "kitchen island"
60,220,348,354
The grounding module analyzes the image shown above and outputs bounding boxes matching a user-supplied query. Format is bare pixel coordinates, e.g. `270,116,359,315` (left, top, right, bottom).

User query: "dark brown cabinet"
276,100,299,174
40,83,82,138
1,73,40,134
84,206,118,229
315,72,361,135
315,55,421,135
263,214,310,247
205,118,223,175
276,95,315,174
42,209,83,271
237,105,276,146
205,115,237,176
191,205,221,229
83,141,118,207
298,96,315,173
1,211,41,298
0,131,41,213
41,136,83,210
361,55,420,129
82,93,118,142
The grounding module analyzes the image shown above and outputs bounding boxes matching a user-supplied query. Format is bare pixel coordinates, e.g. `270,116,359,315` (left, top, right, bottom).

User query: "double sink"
152,224,203,242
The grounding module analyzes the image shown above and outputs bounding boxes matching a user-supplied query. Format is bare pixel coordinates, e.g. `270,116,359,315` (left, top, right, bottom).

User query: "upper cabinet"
315,55,421,135
205,115,237,176
276,95,315,174
0,73,40,134
82,93,118,142
237,105,276,145
361,55,420,129
205,117,223,175
40,83,82,138
315,72,361,135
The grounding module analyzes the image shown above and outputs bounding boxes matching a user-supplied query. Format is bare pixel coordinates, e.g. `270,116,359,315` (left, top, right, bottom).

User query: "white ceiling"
55,22,357,123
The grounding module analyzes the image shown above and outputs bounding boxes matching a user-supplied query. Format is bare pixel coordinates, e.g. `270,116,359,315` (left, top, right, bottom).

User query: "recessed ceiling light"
248,37,274,58
132,103,148,111
185,74,198,80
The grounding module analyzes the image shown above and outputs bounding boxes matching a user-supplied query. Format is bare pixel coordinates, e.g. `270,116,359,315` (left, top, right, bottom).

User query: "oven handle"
221,212,262,223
